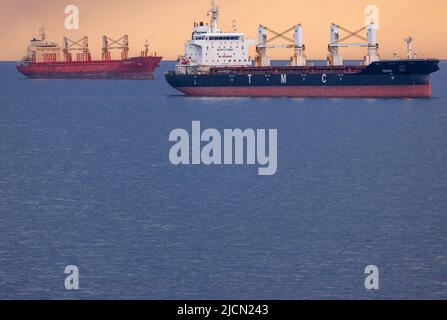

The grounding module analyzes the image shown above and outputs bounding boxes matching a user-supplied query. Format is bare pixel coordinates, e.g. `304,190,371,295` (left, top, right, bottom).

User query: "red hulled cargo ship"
17,28,162,79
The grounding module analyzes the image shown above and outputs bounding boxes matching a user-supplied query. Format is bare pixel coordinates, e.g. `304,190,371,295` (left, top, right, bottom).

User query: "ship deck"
209,65,366,75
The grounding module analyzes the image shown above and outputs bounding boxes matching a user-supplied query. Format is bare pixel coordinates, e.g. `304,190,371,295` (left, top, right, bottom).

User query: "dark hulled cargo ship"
166,60,440,98
17,28,161,80
165,1,440,98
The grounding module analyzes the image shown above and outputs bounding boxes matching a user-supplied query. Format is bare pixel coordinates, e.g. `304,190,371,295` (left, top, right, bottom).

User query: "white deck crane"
327,23,379,66
292,24,306,67
255,24,306,67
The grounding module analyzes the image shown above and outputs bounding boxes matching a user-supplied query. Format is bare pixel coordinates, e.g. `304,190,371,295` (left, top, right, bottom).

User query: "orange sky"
1,0,446,61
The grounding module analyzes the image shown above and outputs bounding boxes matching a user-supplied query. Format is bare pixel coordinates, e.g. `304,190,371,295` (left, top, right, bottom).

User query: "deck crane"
62,36,90,62
327,23,379,66
255,24,306,67
102,35,129,61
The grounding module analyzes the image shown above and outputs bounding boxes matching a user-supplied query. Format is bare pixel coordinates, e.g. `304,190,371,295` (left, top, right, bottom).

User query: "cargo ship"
17,28,162,79
165,1,440,98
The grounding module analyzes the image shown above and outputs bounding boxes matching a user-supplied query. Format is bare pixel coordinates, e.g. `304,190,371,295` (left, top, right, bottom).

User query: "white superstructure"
176,0,255,74
23,27,62,63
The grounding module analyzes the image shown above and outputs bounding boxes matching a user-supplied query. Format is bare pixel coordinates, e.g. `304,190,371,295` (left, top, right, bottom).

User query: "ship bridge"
23,27,62,63
177,1,255,73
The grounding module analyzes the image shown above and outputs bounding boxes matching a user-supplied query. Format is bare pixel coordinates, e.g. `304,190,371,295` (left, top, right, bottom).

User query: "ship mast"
404,36,413,60
39,26,46,41
209,0,219,33
145,39,150,56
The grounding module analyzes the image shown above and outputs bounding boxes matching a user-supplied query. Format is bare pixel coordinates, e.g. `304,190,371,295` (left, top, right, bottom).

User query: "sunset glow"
1,0,446,61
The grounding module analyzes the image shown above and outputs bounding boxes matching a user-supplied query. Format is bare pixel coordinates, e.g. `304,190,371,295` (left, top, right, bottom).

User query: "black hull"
165,59,440,98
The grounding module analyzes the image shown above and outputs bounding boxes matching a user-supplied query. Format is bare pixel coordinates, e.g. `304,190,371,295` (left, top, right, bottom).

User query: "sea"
0,61,446,299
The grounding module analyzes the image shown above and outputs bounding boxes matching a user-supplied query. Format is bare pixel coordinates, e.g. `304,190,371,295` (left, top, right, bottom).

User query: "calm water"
0,61,446,299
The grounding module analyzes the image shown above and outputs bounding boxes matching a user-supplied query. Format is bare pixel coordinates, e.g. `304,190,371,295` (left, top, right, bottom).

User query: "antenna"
39,26,46,41
209,0,219,33
404,36,413,59
145,39,150,55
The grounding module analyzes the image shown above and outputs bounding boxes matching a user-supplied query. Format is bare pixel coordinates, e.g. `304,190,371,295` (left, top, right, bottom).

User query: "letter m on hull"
281,74,287,84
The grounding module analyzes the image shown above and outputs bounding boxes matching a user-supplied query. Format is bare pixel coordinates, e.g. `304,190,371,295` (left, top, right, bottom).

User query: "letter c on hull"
322,74,327,84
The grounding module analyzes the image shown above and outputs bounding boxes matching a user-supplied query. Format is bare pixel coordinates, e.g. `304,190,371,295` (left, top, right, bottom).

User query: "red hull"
177,85,431,98
16,56,162,79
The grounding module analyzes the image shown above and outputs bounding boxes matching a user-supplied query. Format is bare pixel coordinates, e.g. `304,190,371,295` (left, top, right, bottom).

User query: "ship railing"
175,64,211,75
209,65,366,74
